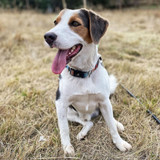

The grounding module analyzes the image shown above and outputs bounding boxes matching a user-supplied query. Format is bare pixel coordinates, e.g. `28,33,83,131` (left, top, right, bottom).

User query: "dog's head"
44,9,108,74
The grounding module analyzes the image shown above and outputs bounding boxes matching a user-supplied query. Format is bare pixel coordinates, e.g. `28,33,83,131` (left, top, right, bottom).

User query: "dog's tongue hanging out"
52,49,69,74
52,44,82,74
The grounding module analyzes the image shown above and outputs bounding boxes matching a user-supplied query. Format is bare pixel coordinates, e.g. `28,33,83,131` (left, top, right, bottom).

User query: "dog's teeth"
72,46,76,50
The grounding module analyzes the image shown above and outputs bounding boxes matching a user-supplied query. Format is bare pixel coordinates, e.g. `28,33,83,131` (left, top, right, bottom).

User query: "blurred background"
0,0,160,12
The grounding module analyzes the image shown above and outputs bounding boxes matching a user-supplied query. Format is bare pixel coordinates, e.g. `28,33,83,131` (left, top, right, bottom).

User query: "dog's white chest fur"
60,67,108,121
69,93,105,113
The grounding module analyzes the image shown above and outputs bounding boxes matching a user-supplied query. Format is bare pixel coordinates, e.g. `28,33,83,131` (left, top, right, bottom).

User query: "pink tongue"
52,49,69,74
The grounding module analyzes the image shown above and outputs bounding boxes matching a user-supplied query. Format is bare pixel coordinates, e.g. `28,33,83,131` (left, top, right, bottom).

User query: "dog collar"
66,58,100,78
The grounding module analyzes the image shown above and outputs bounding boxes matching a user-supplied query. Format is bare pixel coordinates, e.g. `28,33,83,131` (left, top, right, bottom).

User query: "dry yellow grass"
0,8,160,160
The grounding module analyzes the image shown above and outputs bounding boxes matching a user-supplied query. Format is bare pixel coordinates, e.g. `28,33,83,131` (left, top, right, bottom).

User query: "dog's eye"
70,21,81,27
54,20,58,25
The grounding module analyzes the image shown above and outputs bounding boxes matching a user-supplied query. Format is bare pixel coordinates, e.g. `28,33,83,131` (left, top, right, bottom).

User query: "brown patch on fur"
55,9,65,24
68,13,92,43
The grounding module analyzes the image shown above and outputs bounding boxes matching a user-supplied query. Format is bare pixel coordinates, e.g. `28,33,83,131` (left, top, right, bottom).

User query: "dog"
44,8,132,156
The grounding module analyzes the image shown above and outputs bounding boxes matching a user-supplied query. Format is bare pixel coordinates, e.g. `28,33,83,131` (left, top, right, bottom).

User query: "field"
0,8,160,160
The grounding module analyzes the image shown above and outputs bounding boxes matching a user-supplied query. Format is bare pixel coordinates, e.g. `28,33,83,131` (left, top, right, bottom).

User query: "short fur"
88,10,109,44
44,8,132,156
69,13,92,43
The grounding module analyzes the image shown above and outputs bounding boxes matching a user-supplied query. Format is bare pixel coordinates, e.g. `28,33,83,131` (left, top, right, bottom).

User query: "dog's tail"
109,75,118,95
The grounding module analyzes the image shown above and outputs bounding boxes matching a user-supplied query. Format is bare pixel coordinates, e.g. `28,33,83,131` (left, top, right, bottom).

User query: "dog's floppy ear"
88,10,109,44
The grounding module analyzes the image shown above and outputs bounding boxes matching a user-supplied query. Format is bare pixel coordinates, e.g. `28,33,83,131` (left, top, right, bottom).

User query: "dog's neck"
68,43,98,71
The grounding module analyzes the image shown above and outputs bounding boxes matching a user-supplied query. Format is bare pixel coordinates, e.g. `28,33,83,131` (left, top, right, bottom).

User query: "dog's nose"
44,32,57,44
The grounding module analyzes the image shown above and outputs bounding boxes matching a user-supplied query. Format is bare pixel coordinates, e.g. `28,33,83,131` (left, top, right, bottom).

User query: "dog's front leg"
55,100,75,156
100,98,132,152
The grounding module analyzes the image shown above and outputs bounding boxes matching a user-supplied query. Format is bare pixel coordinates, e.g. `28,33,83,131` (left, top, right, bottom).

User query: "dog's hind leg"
67,107,93,140
76,121,93,140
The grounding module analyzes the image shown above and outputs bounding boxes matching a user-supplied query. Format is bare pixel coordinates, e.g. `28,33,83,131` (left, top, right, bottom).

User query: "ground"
0,8,160,160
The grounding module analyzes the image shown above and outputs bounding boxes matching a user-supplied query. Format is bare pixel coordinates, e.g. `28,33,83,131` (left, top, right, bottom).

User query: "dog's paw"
76,132,85,140
63,145,75,156
114,138,132,152
116,121,124,132
76,121,93,140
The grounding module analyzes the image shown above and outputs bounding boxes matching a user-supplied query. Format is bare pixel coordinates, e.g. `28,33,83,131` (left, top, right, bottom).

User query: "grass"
0,8,160,160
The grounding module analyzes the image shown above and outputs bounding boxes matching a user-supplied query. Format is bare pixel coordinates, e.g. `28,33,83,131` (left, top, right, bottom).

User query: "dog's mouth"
52,44,82,74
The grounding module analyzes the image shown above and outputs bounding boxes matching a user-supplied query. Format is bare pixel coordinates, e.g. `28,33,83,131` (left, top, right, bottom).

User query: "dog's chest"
69,93,105,114
61,68,108,113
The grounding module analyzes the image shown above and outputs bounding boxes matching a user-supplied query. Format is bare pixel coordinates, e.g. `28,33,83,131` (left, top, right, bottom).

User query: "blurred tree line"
0,0,159,12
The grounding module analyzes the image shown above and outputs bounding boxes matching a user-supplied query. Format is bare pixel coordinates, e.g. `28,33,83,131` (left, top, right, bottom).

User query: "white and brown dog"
44,8,132,156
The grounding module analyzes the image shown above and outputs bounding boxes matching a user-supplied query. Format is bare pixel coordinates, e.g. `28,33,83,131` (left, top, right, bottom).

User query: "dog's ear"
88,10,109,44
